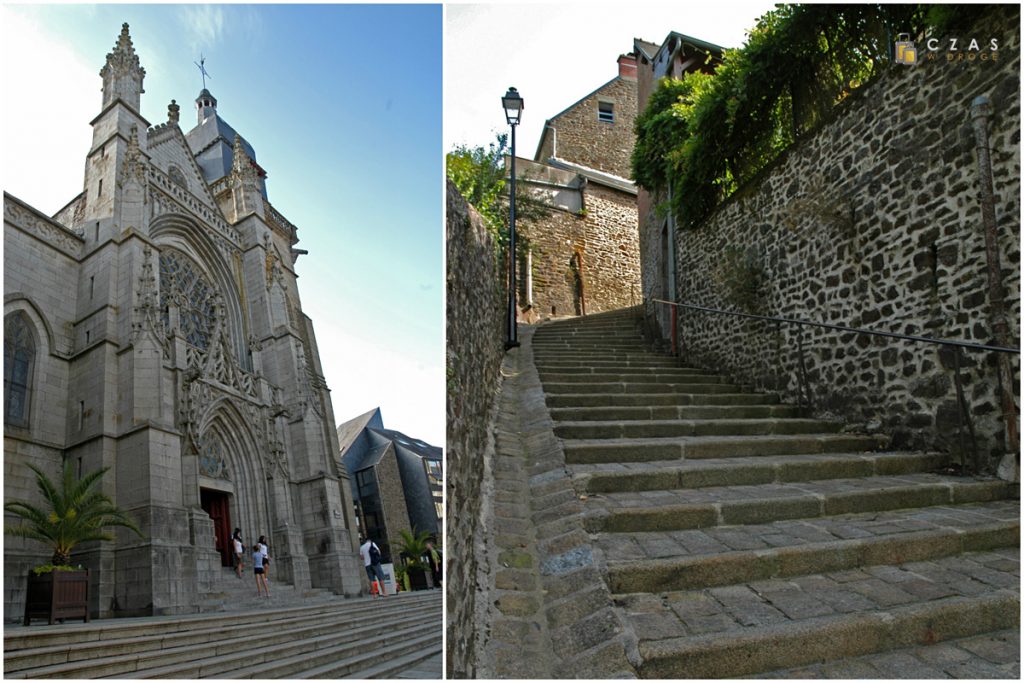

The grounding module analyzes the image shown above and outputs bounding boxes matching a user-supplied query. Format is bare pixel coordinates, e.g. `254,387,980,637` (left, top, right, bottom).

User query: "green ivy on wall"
632,4,990,230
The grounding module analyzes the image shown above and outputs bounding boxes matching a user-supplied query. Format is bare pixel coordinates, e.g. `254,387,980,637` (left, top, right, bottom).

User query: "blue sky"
1,4,444,446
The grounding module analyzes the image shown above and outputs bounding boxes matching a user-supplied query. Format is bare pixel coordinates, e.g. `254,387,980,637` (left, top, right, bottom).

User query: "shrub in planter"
5,460,143,624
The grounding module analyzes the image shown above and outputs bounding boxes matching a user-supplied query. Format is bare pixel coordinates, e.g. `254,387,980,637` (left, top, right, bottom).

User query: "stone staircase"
4,590,441,679
194,566,338,612
533,307,1020,678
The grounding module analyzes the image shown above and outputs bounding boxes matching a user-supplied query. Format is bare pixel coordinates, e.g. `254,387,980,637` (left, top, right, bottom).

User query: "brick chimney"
617,53,637,80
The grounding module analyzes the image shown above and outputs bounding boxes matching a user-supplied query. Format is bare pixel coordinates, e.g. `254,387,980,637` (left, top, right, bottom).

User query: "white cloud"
179,5,226,55
0,6,97,214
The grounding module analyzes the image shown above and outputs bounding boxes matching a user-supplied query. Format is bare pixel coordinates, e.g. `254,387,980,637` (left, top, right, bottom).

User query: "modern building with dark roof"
337,408,442,563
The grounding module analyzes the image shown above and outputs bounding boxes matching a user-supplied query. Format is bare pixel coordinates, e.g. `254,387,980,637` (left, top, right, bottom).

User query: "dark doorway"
200,489,232,567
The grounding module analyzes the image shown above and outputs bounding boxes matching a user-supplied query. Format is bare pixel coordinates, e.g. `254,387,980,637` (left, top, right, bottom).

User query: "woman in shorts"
253,543,270,597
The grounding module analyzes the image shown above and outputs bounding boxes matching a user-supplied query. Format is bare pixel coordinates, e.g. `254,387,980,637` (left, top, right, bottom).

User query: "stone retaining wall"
670,7,1020,467
445,180,505,677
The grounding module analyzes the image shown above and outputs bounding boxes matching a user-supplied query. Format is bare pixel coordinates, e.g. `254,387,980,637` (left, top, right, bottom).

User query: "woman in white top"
232,529,244,579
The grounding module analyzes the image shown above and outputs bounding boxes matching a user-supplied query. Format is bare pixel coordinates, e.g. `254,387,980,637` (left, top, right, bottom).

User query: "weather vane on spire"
194,54,211,89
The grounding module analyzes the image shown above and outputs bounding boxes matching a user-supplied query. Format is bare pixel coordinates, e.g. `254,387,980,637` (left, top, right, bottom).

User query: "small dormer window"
598,101,614,123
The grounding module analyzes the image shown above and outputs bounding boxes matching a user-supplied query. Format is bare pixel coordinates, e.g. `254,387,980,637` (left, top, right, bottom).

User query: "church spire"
100,23,146,111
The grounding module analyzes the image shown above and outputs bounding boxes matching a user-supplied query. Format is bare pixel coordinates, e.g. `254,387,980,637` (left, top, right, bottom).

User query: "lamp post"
502,86,523,350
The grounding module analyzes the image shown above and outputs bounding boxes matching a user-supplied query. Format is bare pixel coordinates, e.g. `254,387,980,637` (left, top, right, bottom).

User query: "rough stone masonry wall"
524,184,641,319
445,180,505,677
673,7,1020,467
542,77,638,179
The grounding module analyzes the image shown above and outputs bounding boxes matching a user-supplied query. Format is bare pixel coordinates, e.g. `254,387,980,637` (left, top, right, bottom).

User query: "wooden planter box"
407,566,429,591
23,569,90,625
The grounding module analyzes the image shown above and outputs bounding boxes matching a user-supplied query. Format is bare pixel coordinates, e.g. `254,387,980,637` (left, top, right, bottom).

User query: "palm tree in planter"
395,528,432,591
5,460,143,624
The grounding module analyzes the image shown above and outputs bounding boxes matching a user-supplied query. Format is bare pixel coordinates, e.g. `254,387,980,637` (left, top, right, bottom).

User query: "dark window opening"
598,101,614,123
4,312,35,428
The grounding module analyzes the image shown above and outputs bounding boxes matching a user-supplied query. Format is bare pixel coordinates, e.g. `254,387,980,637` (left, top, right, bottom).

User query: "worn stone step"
563,434,885,464
535,358,684,369
555,418,844,440
532,350,675,361
583,474,1010,533
756,627,1020,678
539,371,728,384
552,404,799,423
545,392,782,408
628,551,1019,678
574,452,949,494
543,381,745,395
600,501,1019,593
536,363,713,374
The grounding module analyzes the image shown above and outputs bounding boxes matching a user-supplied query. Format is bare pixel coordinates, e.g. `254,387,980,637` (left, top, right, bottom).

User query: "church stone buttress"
3,24,363,621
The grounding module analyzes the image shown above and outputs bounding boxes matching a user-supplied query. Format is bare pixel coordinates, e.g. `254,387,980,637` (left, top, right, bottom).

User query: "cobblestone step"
563,434,885,464
625,550,1019,678
4,592,441,678
539,371,727,383
552,403,799,422
544,380,746,394
546,392,782,408
574,452,949,493
583,474,1009,533
555,417,843,440
600,501,1019,593
754,627,1019,678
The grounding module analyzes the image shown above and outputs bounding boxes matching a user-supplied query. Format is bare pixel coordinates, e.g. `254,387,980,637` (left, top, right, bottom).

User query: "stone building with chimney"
3,24,363,620
513,54,642,320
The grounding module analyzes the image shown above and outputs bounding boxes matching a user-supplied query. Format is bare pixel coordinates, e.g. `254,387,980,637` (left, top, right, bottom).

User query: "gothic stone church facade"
3,25,364,619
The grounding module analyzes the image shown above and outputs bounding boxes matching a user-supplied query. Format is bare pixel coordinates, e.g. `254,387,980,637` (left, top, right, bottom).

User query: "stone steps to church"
133,620,438,679
4,591,440,678
289,630,441,679
195,570,337,612
563,434,885,464
546,392,782,408
598,500,1019,593
573,452,950,493
555,417,844,440
532,308,1019,677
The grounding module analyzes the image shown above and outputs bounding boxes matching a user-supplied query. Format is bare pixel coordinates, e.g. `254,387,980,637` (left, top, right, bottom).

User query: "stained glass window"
159,249,217,350
4,312,35,427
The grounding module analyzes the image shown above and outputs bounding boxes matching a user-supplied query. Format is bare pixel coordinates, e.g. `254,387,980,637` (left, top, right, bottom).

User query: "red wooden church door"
200,489,233,567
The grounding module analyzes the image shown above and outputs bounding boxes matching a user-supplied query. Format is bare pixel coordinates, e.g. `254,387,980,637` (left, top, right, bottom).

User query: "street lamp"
503,87,523,350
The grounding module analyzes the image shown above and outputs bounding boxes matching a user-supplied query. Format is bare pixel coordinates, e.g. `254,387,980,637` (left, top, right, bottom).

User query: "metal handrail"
649,297,1020,473
650,299,1020,355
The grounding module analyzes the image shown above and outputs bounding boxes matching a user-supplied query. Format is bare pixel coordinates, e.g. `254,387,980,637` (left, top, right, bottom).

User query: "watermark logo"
896,32,1000,65
894,34,917,65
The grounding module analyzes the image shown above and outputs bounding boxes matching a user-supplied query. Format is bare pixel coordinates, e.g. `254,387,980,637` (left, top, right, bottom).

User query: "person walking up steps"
359,536,388,596
253,541,270,597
